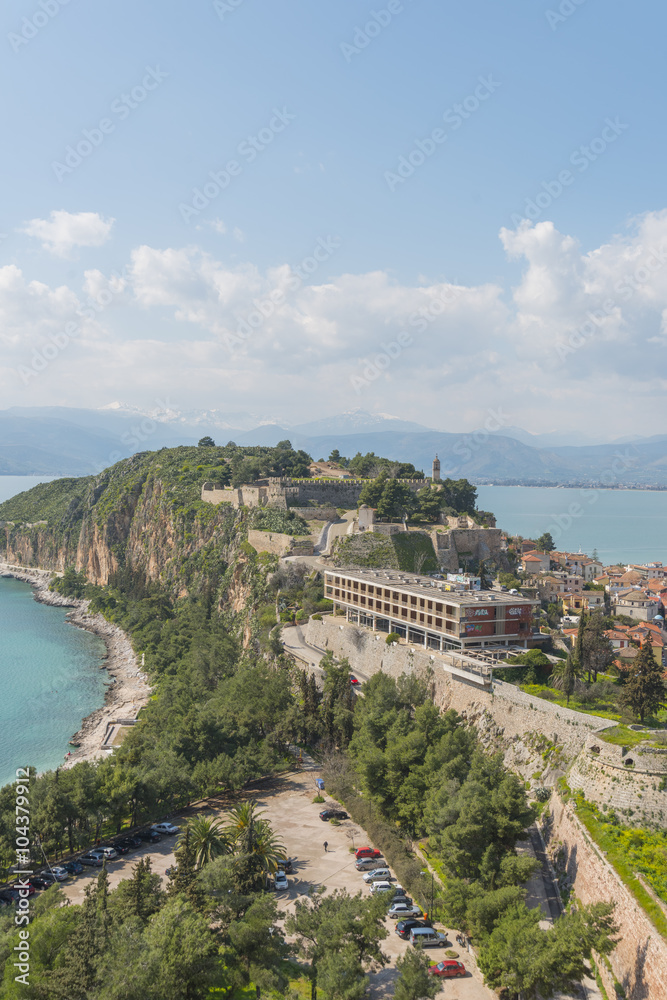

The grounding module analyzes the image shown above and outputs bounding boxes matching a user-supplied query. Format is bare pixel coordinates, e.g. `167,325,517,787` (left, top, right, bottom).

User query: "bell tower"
432,454,441,482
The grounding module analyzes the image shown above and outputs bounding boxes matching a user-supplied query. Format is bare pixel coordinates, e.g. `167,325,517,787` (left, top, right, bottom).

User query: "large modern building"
324,568,539,652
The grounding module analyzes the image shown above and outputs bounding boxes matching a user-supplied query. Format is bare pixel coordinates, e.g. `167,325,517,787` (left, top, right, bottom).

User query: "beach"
0,562,151,770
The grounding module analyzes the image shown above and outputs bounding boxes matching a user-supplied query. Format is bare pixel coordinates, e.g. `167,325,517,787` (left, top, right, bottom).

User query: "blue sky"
1,0,665,436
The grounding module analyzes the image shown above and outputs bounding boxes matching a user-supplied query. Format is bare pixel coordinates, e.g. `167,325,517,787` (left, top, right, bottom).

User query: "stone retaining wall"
545,793,667,999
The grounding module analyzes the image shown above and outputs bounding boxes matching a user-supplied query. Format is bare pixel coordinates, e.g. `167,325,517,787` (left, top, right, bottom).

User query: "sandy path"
0,563,151,770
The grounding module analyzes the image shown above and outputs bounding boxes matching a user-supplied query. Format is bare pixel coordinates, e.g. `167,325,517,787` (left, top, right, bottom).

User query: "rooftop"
327,567,536,608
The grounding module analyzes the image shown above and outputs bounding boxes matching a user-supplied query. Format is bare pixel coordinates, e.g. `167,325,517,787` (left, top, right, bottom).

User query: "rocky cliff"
0,448,244,594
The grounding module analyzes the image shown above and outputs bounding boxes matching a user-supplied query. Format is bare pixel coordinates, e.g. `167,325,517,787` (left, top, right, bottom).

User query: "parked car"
165,865,177,877
38,872,59,886
116,836,142,850
369,881,394,895
27,876,53,889
350,675,360,685
388,902,423,920
11,883,35,897
355,858,380,871
79,853,104,867
110,842,130,855
354,847,382,860
409,927,447,948
62,861,84,875
90,847,118,861
319,809,348,821
151,822,180,835
362,868,391,884
49,867,70,881
137,829,162,843
273,871,289,891
428,960,467,978
277,857,294,873
0,889,20,903
396,919,431,939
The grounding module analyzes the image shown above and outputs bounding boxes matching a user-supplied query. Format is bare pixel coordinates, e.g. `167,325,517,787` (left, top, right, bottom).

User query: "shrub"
386,632,401,645
312,613,323,621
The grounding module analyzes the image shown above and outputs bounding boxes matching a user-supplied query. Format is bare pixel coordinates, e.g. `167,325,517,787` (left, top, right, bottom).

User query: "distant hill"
2,406,667,485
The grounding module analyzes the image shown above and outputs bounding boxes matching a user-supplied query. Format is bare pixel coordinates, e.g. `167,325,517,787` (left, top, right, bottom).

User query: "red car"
350,675,360,685
428,961,466,979
355,847,382,860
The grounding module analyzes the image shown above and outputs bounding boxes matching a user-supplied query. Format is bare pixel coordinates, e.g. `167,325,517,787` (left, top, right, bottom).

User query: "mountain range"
1,405,666,486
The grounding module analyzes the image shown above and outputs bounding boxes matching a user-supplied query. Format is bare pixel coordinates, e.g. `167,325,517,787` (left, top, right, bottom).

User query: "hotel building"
324,568,539,653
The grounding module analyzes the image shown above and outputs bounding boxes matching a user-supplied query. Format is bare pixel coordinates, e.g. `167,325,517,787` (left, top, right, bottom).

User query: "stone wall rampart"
290,506,338,522
545,793,667,999
247,530,314,557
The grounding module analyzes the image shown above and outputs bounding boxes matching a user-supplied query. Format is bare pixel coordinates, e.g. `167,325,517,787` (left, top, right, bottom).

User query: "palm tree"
551,652,583,705
179,815,231,870
225,801,286,873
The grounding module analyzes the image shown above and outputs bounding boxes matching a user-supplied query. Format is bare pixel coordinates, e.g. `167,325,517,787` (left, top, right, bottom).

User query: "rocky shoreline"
0,562,151,770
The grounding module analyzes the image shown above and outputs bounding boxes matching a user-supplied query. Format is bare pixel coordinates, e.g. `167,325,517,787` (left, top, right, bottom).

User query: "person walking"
323,841,328,853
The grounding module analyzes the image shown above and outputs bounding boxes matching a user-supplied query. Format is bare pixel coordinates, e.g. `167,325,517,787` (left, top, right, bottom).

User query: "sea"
0,576,108,789
0,475,105,789
476,485,667,567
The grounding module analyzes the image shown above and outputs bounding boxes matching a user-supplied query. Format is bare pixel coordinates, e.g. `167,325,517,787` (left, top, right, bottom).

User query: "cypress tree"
620,642,667,723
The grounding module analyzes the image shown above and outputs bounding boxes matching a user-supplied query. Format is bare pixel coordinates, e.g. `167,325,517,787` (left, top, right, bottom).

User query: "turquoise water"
477,486,667,566
0,577,108,788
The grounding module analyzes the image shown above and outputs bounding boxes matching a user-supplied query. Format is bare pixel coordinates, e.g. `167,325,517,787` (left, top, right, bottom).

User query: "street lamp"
421,868,435,922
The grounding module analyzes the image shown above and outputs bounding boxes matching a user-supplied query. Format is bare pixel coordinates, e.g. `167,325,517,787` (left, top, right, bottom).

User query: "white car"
90,847,118,861
274,871,289,891
151,822,180,835
369,881,394,895
388,902,423,919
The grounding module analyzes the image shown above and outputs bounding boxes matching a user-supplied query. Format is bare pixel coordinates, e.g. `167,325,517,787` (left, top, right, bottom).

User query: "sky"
0,0,666,437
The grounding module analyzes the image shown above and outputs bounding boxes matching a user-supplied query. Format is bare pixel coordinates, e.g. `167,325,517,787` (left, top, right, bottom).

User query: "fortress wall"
545,794,667,1000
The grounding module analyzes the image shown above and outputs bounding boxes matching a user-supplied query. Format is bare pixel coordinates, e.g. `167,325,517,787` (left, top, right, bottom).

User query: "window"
393,592,399,600
411,596,417,606
410,611,417,621
360,584,366,593
419,598,425,609
435,602,443,613
353,580,359,590
334,577,340,585
334,590,340,598
445,605,455,617
393,605,399,615
427,615,432,625
419,613,425,624
435,618,442,628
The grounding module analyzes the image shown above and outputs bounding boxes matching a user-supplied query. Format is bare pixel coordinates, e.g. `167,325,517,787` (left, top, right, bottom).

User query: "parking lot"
53,761,493,998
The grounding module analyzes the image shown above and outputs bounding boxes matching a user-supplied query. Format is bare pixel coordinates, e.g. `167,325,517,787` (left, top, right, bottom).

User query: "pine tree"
620,642,667,723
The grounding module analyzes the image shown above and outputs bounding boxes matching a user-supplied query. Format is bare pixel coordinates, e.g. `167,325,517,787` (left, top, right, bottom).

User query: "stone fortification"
247,529,313,557
430,526,506,573
289,506,338,522
202,478,427,511
545,793,667,999
568,732,667,827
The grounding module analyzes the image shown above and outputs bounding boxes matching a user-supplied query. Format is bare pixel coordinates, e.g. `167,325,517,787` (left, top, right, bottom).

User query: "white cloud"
21,210,115,257
4,211,667,435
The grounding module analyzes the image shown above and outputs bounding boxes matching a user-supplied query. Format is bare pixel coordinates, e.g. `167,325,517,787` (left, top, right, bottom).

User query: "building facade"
324,568,538,652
